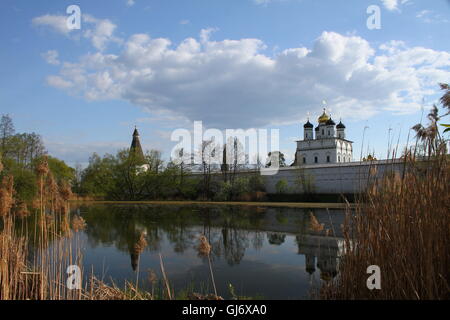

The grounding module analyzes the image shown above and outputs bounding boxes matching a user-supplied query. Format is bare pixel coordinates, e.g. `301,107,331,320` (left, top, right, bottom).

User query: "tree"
0,114,15,157
198,139,218,199
275,179,289,194
79,149,171,200
45,156,76,183
438,83,450,134
413,83,450,157
11,133,46,167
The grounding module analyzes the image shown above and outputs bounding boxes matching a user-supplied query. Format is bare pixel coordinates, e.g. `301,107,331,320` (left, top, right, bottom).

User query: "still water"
68,204,345,299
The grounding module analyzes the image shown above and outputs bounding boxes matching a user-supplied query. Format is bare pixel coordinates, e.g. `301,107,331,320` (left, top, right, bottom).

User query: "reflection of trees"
219,227,248,265
67,204,335,270
251,232,265,250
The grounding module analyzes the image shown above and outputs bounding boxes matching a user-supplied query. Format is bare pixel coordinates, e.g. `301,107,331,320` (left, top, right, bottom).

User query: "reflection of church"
297,235,340,281
293,109,353,166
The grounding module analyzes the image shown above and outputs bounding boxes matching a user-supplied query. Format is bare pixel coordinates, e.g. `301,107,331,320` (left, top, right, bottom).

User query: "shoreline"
69,200,354,209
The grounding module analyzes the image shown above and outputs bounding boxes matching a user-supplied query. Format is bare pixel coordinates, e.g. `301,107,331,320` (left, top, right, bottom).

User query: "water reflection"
70,204,345,299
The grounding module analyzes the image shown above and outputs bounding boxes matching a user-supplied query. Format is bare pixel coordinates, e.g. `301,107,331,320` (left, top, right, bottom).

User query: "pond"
40,204,347,299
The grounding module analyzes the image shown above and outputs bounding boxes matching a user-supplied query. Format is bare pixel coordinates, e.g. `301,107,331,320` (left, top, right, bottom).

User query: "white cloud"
126,0,135,7
45,30,450,129
82,14,122,51
32,14,71,35
416,10,449,24
180,19,190,25
381,0,409,11
32,13,121,51
46,75,73,89
41,50,60,65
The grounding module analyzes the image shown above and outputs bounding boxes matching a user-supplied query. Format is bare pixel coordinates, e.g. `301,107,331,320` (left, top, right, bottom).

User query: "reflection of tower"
305,254,316,275
130,251,139,271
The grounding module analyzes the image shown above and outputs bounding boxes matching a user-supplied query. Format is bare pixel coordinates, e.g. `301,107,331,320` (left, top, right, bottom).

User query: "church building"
294,109,353,165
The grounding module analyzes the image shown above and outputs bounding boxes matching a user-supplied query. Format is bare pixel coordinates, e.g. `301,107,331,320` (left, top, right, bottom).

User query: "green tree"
275,179,289,194
46,156,76,183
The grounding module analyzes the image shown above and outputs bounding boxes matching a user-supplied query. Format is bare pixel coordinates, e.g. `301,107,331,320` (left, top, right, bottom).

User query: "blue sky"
0,0,449,166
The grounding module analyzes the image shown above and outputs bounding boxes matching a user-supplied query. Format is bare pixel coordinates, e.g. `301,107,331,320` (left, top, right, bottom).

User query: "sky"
0,0,449,167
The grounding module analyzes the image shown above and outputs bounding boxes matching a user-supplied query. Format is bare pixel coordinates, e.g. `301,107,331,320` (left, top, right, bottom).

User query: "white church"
294,109,353,165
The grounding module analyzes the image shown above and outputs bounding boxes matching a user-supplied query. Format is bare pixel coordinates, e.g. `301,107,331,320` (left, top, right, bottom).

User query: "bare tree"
0,114,15,157
198,139,220,199
224,136,245,186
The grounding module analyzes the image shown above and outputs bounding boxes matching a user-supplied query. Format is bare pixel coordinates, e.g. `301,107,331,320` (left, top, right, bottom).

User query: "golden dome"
318,108,330,124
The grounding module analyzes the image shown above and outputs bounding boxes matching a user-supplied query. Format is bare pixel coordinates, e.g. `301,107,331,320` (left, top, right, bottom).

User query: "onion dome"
326,118,336,126
303,120,313,128
318,108,330,124
336,121,346,129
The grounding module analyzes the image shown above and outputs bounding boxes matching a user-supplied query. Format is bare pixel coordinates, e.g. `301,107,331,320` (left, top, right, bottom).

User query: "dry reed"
321,150,450,300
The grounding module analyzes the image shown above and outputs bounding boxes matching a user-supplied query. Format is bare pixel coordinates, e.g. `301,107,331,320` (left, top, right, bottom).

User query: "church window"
303,157,306,164
338,156,340,162
327,155,330,163
314,156,318,163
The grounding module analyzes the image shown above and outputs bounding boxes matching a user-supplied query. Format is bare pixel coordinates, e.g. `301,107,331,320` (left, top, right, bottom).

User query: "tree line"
76,135,290,201
0,114,75,202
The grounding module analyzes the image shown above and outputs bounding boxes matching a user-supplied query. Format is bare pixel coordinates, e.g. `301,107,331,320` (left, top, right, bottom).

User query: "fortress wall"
189,160,406,195
261,160,405,194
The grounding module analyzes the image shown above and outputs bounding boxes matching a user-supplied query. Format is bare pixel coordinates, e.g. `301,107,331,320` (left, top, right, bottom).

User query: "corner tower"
130,127,146,165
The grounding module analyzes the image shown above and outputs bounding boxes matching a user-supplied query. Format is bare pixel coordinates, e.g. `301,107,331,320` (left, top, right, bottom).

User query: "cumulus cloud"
41,50,60,65
43,29,450,129
82,14,122,50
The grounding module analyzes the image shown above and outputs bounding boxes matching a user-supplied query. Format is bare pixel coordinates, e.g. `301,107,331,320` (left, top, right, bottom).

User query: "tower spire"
130,127,145,164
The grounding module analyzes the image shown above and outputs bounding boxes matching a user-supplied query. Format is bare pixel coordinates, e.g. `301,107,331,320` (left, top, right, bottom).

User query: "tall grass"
0,156,221,300
321,147,450,299
0,157,84,300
